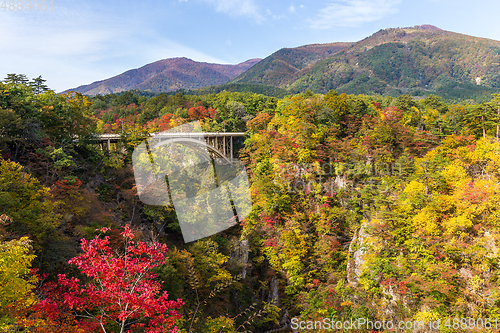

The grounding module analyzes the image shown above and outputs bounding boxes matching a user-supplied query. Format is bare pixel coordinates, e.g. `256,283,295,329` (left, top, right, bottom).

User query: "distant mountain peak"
68,58,261,95
404,24,442,30
232,25,500,101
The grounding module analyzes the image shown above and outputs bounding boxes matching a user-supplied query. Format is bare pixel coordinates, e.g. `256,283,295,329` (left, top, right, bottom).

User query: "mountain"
71,25,500,100
232,25,500,100
228,42,351,88
69,58,261,95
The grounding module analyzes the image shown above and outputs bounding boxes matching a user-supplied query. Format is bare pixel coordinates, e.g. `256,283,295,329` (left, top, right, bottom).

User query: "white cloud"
289,5,296,12
0,12,112,58
265,8,286,20
0,12,115,91
201,0,263,23
309,0,401,29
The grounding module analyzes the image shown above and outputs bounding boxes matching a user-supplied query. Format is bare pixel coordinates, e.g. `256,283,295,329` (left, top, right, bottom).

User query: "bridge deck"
95,132,247,160
97,132,246,141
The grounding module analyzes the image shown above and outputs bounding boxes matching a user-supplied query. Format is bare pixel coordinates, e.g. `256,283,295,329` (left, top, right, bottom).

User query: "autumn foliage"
35,225,183,333
8,75,500,331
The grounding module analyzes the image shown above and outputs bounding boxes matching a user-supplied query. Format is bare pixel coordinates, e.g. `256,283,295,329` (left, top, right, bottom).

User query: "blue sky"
2,0,500,92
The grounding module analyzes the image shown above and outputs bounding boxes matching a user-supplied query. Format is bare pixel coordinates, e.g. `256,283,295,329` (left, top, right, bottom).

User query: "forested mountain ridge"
288,25,500,98
229,25,500,101
228,42,351,87
69,57,261,95
69,25,500,102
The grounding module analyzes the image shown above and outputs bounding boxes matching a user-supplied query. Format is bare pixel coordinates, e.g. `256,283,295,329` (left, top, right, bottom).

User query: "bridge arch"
153,137,232,164
96,132,246,160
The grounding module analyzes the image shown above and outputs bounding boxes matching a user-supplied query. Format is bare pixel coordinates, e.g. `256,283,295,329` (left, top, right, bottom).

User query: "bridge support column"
230,136,233,161
223,136,226,158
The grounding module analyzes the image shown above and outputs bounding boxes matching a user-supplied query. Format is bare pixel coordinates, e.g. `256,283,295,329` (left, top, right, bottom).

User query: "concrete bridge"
97,132,246,160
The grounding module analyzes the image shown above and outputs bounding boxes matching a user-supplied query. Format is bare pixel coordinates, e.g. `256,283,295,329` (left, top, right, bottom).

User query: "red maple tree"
37,225,183,333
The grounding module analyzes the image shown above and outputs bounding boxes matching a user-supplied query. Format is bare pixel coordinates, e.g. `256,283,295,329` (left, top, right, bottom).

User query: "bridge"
97,132,247,160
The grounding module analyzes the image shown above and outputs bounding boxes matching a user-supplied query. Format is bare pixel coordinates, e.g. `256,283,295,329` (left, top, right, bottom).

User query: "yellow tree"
0,233,37,330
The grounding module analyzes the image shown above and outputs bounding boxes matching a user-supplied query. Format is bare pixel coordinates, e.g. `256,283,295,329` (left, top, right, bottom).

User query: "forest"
2,73,500,332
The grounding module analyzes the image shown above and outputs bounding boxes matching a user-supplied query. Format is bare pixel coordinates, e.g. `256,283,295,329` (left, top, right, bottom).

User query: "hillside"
230,25,500,100
228,42,350,87
290,25,500,98
69,58,261,95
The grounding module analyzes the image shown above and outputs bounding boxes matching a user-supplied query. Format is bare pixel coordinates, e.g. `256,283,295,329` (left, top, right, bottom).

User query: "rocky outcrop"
346,223,369,285
268,275,280,305
230,239,250,279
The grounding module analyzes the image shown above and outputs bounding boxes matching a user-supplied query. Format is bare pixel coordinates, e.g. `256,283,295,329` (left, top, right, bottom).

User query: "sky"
2,0,500,92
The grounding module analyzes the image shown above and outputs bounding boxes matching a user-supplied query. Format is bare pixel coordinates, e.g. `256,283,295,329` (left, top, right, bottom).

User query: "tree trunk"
482,115,486,138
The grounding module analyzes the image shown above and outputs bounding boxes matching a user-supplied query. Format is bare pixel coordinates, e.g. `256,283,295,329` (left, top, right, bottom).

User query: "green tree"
0,158,61,250
487,93,500,141
29,76,49,95
0,107,23,151
463,103,495,138
3,74,29,86
393,94,418,114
